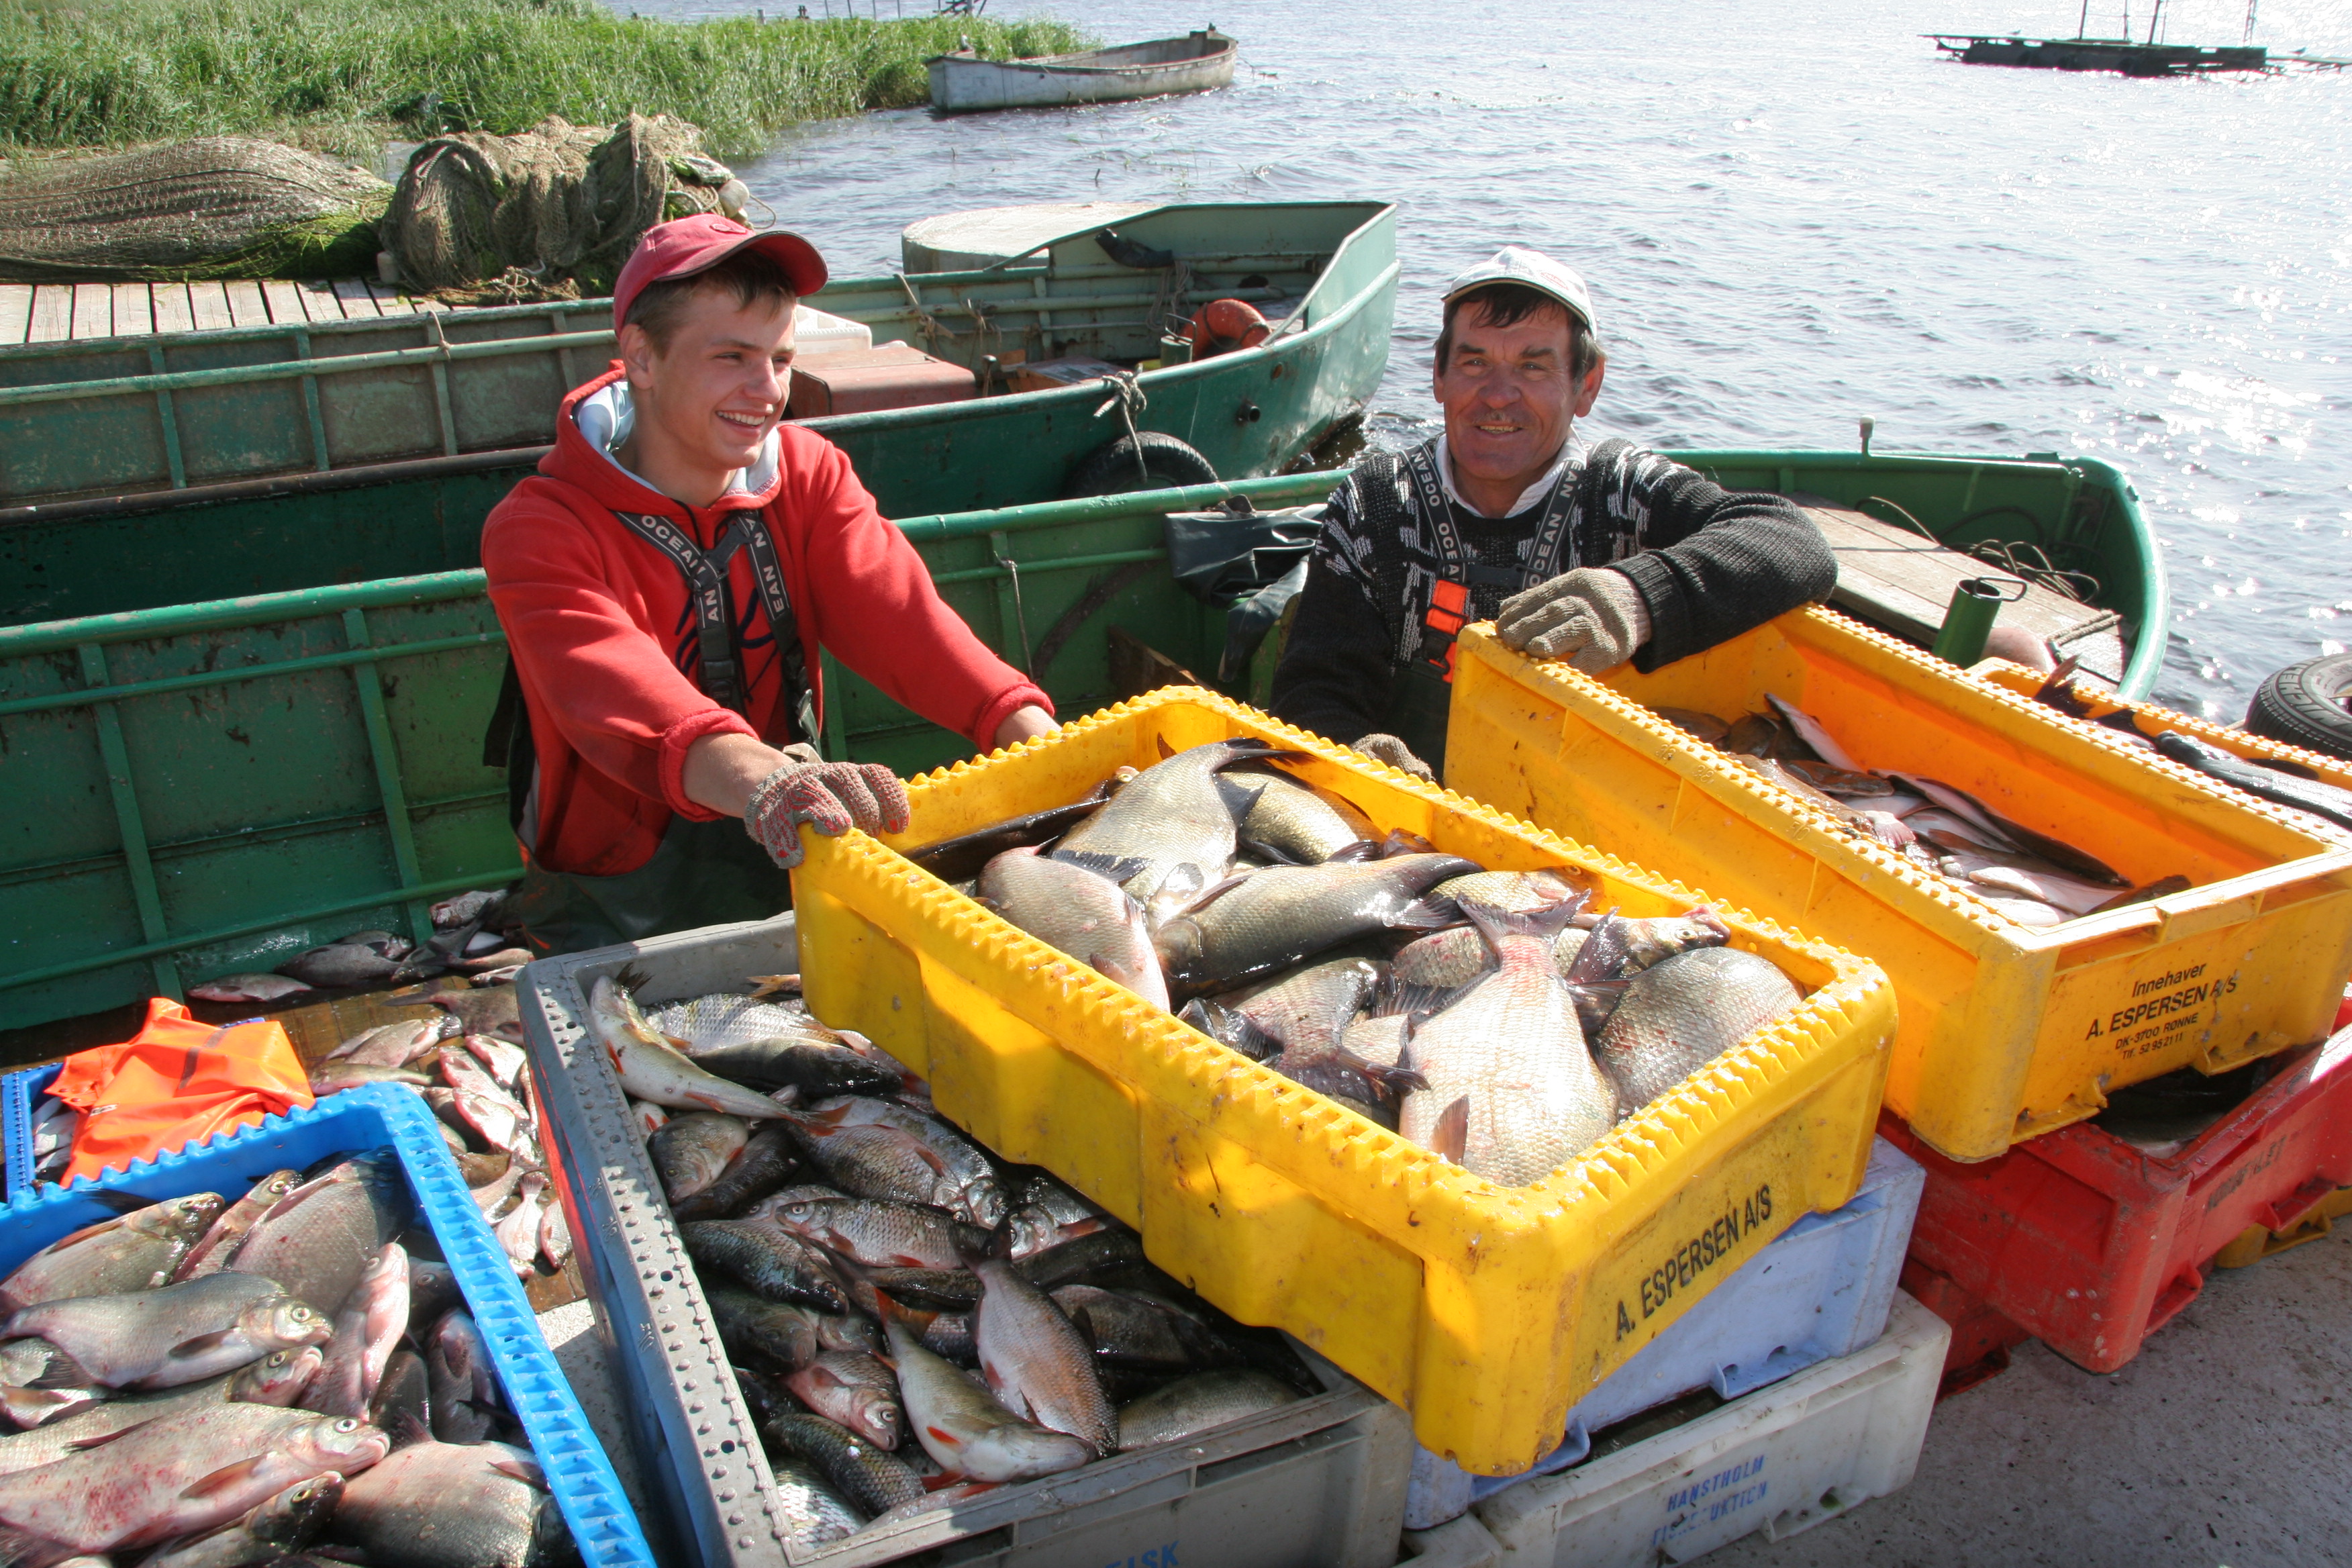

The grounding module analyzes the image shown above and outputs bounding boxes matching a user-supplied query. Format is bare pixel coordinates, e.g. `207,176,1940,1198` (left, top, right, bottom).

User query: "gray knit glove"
1352,732,1436,783
744,750,911,869
1496,567,1653,673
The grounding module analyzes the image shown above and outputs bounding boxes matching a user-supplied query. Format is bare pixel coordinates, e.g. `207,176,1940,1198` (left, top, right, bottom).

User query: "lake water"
636,0,2352,720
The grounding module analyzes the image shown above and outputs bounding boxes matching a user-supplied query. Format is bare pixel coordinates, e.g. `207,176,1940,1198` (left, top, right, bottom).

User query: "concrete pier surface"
1711,1225,2352,1567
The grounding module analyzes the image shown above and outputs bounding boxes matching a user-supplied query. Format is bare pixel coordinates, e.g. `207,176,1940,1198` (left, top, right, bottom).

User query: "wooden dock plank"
110,283,154,336
333,279,381,318
258,279,307,324
69,283,111,340
296,279,342,322
150,283,196,336
367,282,417,316
224,280,269,328
28,285,75,343
0,285,32,346
187,281,235,332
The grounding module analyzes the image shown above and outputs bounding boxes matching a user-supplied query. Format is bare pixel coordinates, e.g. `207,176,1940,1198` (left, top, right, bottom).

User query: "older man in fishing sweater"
1269,248,1836,781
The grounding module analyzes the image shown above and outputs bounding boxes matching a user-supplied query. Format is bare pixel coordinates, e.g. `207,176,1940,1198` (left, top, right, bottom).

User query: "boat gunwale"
924,29,1234,77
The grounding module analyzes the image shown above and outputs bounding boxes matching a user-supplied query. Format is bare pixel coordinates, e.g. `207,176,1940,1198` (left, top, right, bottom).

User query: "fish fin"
1458,895,1585,944
1379,829,1438,859
1217,738,1310,767
169,1330,246,1365
1235,835,1310,867
1430,1097,1470,1165
387,1408,435,1447
1051,850,1152,885
924,1470,984,1492
489,1453,546,1487
18,1348,96,1391
0,1526,62,1568
2090,875,2192,914
1563,910,1626,984
180,1455,269,1501
1322,839,1383,864
1155,735,1178,760
613,964,651,994
924,1425,964,1452
1385,895,1462,933
1173,872,1253,915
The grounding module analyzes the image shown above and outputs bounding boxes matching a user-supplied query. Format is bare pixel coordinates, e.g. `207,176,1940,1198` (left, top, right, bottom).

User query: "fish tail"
1460,895,1583,945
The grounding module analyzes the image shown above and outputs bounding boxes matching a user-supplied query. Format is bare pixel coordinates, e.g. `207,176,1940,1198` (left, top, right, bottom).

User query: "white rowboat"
926,29,1238,113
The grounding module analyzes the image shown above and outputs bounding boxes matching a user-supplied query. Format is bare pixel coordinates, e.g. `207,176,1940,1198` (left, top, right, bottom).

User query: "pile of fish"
23,893,531,1195
1646,693,2190,930
297,996,570,1285
0,1156,569,1566
192,889,528,1007
912,738,1806,1186
589,971,1328,1547
2028,660,2352,835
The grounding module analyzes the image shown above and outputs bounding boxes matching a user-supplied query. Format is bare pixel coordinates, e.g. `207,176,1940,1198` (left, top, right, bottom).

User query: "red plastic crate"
1898,1258,2032,1401
1881,1026,2352,1373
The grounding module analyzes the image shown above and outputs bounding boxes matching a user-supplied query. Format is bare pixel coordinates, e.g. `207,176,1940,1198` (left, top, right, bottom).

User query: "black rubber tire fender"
1061,431,1218,499
2245,653,2352,763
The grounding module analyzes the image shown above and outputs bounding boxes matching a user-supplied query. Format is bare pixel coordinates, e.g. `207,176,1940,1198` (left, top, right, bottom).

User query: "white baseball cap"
1443,246,1598,335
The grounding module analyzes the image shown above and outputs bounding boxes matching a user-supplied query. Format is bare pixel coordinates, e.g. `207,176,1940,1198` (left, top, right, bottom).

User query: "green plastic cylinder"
1931,577,2027,667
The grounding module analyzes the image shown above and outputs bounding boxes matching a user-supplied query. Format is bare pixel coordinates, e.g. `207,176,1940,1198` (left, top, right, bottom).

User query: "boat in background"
926,29,1237,113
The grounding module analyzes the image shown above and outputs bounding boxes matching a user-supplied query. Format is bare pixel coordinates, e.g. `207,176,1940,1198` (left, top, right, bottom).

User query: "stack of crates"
522,687,1910,1566
1446,608,2352,1432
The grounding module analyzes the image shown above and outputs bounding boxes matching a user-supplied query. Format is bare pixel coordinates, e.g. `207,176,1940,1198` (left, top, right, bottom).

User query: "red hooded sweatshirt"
481,365,1050,878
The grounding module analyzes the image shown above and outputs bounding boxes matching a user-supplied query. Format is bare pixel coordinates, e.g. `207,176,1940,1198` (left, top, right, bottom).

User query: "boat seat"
1787,494,2127,685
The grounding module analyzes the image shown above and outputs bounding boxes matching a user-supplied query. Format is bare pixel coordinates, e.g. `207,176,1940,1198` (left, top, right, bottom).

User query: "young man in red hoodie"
483,215,1055,954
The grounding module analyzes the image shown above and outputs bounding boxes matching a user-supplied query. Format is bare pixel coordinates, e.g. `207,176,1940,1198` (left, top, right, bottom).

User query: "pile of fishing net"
381,112,748,303
0,138,389,283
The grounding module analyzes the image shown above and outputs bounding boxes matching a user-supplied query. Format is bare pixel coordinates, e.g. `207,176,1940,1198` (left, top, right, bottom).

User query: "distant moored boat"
926,28,1238,113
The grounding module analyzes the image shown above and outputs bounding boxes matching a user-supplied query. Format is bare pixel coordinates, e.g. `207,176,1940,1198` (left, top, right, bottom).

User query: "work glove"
744,745,912,870
1495,567,1652,673
1352,732,1436,783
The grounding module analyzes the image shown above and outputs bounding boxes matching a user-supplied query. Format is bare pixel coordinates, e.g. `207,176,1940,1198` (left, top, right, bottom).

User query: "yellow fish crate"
792,687,1894,1475
1447,609,2352,1166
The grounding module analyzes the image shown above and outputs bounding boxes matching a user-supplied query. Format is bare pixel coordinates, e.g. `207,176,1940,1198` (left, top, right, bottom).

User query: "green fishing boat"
0,199,1398,627
0,434,2163,1032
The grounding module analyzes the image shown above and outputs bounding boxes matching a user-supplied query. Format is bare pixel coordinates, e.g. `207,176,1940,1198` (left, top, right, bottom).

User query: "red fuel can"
1885,1026,2352,1374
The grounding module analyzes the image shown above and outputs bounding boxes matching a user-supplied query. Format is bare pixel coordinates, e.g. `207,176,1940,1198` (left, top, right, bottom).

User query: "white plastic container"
793,303,873,355
1400,1516,1505,1567
1406,1138,1924,1528
1473,1291,1949,1567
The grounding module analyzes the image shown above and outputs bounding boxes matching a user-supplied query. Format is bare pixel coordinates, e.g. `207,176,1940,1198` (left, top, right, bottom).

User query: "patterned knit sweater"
1268,435,1837,747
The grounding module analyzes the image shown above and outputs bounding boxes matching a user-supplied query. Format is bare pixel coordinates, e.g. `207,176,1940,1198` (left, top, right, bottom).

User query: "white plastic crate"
1399,1516,1504,1567
1407,1138,1923,1528
793,303,875,355
1472,1291,1948,1567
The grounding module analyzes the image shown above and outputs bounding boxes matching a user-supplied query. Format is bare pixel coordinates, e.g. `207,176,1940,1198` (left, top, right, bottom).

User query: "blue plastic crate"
1405,1136,1926,1530
0,1082,655,1568
1,1063,62,1201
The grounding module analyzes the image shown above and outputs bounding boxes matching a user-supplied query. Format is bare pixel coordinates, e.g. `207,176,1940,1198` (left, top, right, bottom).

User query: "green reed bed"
0,0,1087,156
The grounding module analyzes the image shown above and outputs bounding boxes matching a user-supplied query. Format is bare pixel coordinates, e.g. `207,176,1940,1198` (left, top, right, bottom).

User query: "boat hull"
927,30,1236,112
0,201,1398,625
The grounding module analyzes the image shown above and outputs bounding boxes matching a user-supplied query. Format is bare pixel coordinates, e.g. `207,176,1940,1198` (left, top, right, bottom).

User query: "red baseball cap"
611,213,828,334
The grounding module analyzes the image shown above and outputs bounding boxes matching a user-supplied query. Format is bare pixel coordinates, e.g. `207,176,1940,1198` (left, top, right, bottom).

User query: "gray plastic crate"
518,915,1414,1568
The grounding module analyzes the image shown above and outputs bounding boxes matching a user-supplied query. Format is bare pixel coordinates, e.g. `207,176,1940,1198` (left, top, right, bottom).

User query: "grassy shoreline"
0,0,1087,159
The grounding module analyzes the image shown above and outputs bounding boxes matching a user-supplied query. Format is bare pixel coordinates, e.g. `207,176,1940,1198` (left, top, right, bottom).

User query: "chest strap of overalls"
614,510,805,722
1396,442,1581,677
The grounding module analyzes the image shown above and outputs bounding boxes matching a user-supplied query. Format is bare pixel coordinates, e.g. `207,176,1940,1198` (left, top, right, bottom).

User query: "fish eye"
334,1418,362,1432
